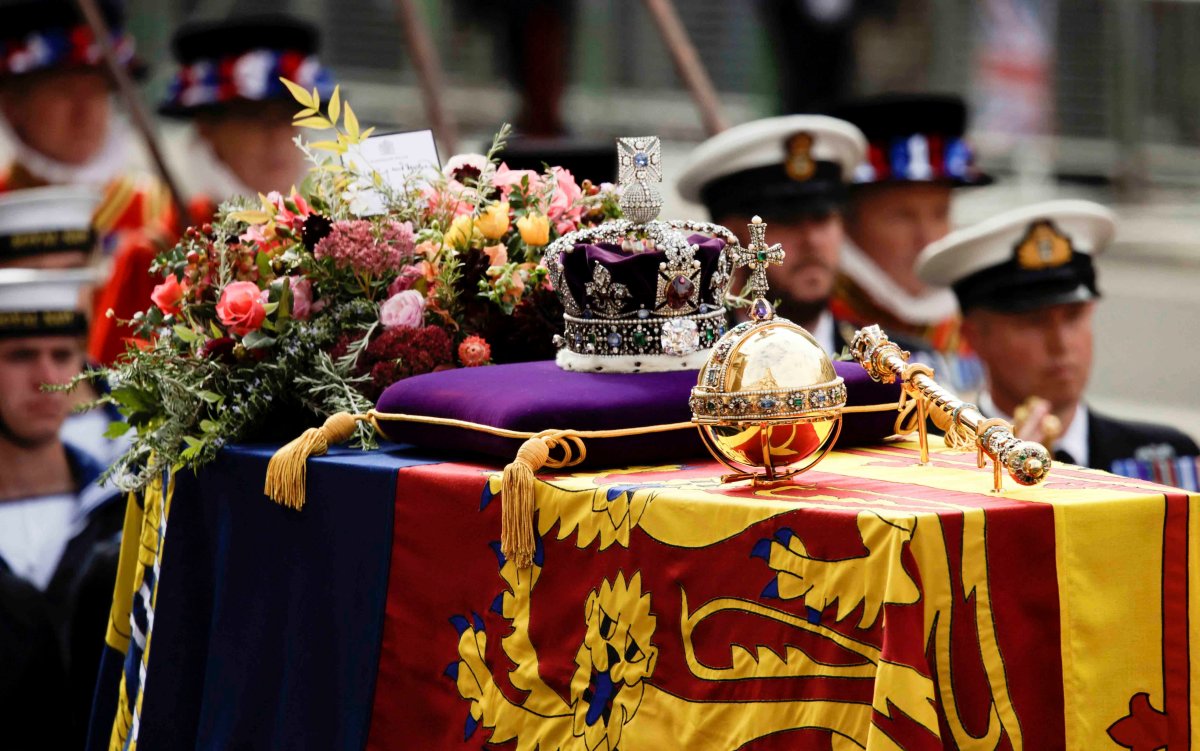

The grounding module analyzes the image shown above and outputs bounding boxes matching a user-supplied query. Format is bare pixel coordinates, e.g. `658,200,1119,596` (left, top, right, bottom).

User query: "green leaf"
180,435,205,461
278,277,293,321
209,320,224,339
197,390,223,404
241,330,277,350
199,419,221,434
256,251,273,281
173,324,200,344
261,302,279,316
103,421,133,439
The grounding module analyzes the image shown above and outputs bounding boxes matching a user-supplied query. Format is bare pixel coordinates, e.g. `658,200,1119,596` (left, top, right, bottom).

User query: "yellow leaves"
293,116,333,130
344,102,361,142
280,77,313,108
327,86,341,125
229,209,271,224
308,140,346,154
280,77,371,158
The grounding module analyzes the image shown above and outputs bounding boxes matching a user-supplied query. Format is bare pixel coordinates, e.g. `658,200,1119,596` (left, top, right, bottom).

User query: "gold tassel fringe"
500,436,551,569
264,412,362,509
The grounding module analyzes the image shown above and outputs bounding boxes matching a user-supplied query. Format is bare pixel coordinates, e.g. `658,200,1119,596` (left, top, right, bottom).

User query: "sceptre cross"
732,216,784,302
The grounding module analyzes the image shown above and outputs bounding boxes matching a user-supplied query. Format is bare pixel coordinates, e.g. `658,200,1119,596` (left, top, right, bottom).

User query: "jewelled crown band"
548,136,742,372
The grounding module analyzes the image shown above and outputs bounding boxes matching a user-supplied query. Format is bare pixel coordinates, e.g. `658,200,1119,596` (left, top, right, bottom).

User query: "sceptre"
850,325,1052,491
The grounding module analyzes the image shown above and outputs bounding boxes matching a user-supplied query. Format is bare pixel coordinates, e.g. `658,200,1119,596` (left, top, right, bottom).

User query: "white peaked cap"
0,185,102,236
676,115,867,204
917,200,1117,287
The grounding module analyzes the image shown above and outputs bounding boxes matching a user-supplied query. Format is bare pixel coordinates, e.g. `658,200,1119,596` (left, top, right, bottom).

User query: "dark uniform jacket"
0,444,123,749
1088,410,1200,474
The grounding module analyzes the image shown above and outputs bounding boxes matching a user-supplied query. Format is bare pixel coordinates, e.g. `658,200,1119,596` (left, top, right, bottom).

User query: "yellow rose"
476,201,510,241
517,213,550,247
443,214,474,250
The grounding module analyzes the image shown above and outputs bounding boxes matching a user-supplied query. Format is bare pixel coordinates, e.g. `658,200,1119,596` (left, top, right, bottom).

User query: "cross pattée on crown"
732,216,784,304
617,136,662,185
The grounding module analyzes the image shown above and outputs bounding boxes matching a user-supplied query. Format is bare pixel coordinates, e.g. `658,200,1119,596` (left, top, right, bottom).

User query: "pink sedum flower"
314,219,415,276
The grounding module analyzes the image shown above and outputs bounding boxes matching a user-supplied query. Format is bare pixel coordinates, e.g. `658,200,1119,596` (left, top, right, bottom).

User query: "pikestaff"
393,0,460,155
643,0,730,136
72,0,188,220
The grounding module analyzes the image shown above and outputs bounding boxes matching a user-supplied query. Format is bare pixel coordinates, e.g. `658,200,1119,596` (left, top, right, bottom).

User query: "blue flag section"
86,443,439,751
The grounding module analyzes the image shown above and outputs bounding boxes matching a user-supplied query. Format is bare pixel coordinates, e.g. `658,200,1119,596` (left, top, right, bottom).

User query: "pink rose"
286,276,313,320
380,289,426,329
492,163,543,197
547,166,584,235
151,274,183,316
388,265,425,295
216,281,267,337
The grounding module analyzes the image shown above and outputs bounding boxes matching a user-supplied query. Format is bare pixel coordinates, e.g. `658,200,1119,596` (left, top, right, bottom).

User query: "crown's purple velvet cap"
559,233,726,314
375,359,900,467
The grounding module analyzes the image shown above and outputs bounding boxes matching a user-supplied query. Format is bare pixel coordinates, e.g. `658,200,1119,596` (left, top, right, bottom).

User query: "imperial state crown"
547,136,738,372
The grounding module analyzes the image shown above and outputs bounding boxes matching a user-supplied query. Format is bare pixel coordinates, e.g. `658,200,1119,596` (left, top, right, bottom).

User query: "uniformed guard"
676,115,866,354
0,187,130,465
916,199,1199,482
830,94,991,391
159,13,337,222
0,0,177,366
0,267,123,746
0,185,101,270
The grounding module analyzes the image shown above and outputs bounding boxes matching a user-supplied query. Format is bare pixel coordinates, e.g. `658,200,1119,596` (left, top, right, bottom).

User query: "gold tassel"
500,435,554,569
264,412,362,509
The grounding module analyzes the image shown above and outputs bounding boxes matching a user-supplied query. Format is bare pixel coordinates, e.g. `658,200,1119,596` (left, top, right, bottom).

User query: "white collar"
809,308,835,354
840,240,960,324
978,391,1090,467
0,110,133,186
178,127,255,201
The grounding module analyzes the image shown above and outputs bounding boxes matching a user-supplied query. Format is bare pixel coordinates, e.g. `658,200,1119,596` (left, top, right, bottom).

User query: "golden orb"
690,307,845,486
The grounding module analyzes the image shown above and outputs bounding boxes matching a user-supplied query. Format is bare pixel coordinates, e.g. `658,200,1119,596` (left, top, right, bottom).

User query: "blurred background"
27,0,1200,435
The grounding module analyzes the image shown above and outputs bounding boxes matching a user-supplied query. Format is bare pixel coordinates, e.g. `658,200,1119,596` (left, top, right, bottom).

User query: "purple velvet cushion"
375,360,900,466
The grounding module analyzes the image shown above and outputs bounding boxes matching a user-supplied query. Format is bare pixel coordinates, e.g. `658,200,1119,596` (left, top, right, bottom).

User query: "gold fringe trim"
263,412,363,508
263,400,903,567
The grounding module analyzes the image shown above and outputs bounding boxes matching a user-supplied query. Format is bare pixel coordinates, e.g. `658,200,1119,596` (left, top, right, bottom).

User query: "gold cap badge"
1015,220,1072,270
784,132,816,182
